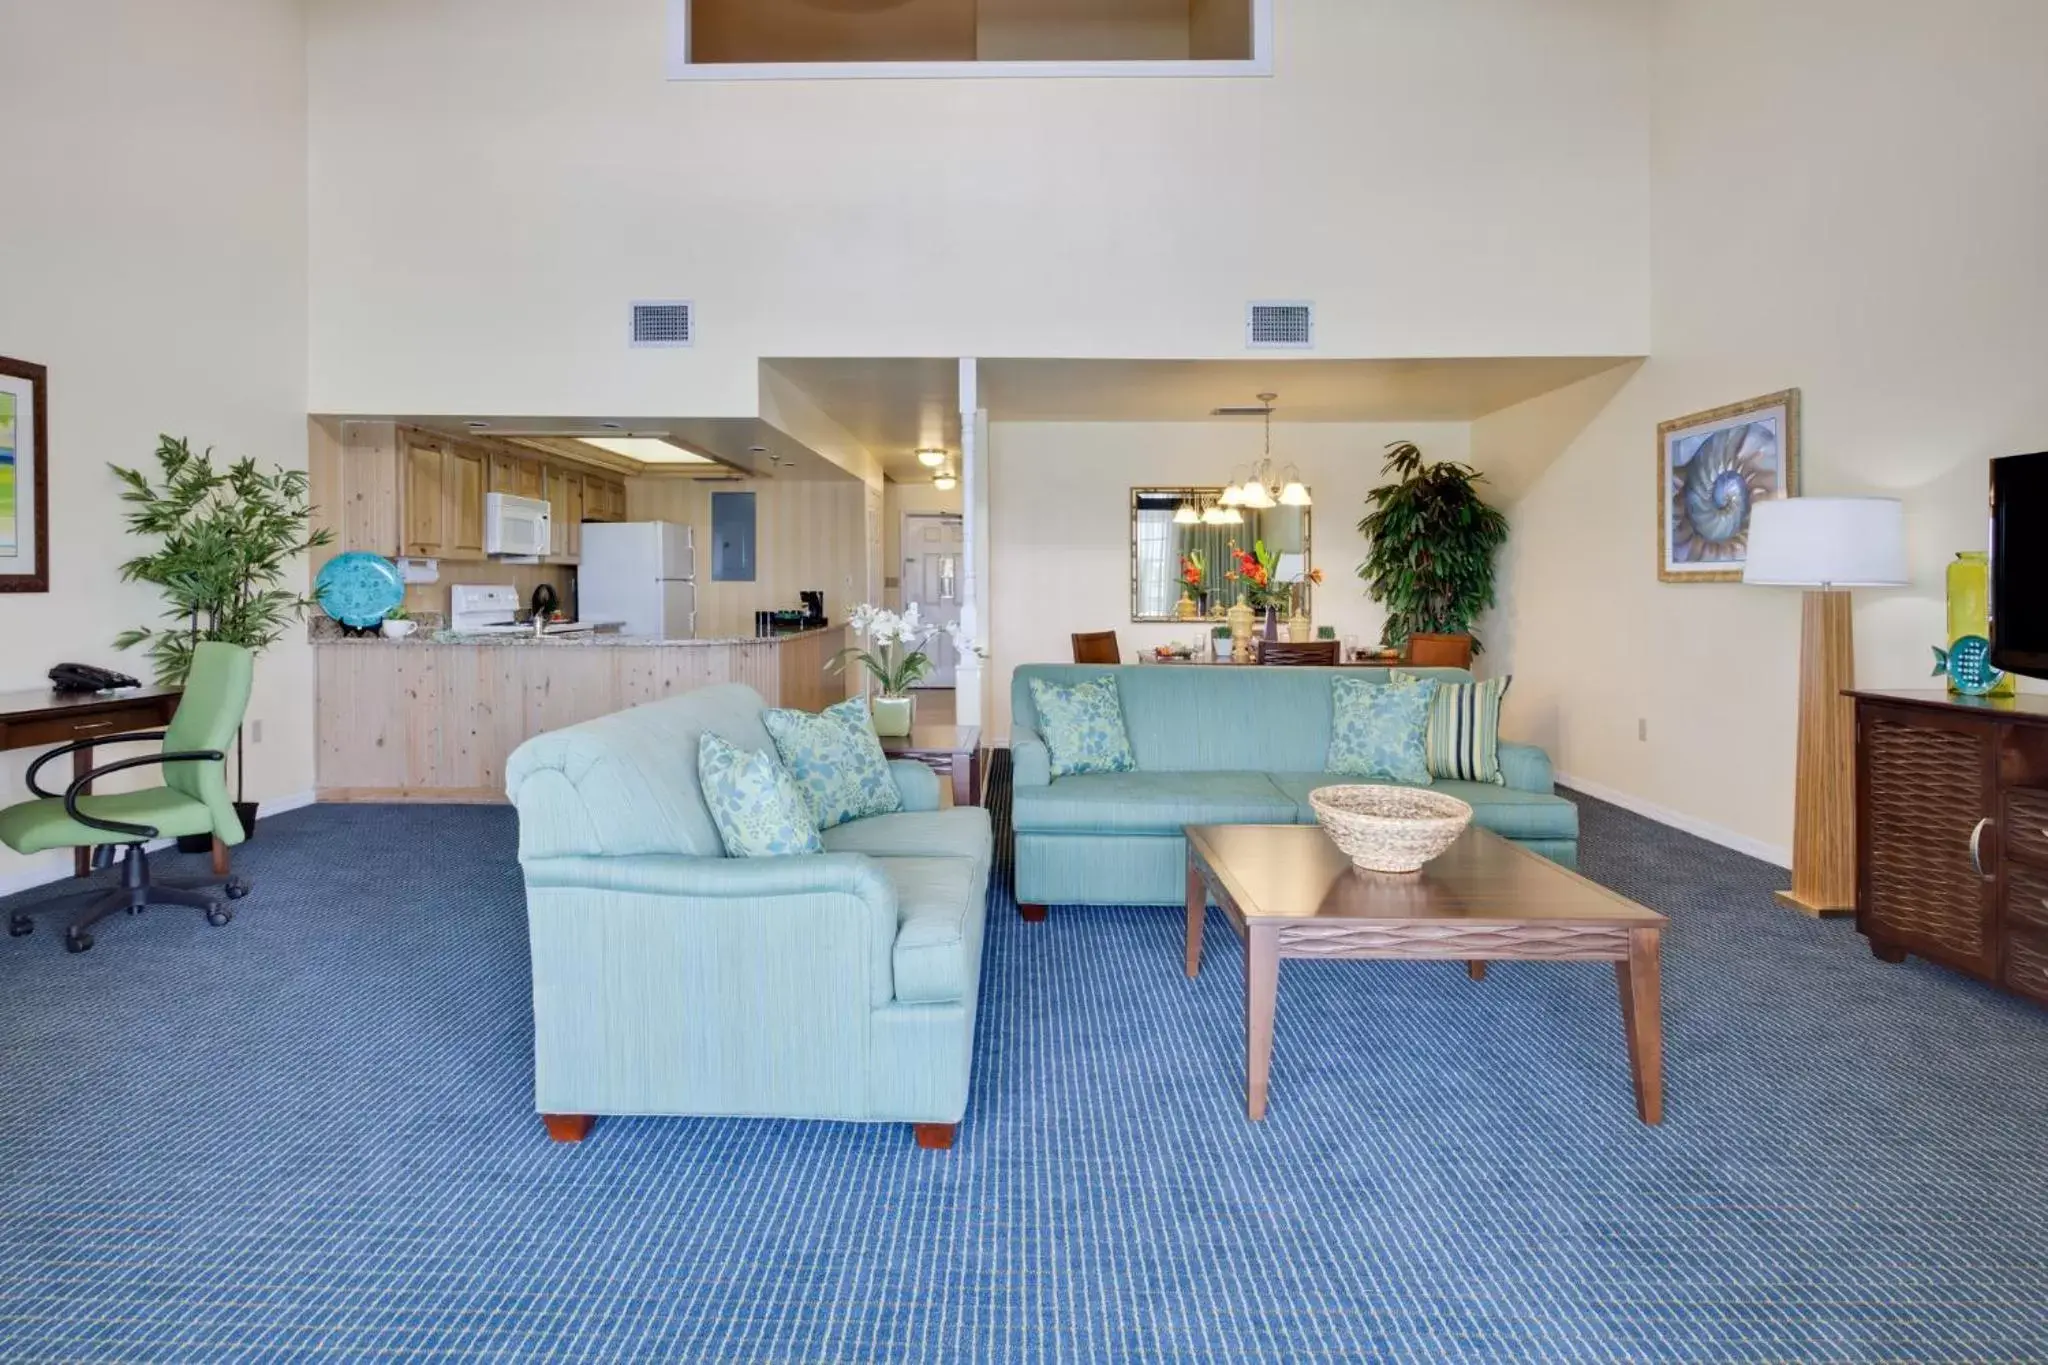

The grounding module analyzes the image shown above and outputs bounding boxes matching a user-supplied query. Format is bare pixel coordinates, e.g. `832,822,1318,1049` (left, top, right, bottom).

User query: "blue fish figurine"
1932,635,2006,696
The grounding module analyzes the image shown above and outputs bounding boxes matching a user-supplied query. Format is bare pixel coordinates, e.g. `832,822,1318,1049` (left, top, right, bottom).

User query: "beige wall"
625,478,870,640
1494,0,2048,864
305,0,1652,417
986,420,1472,738
0,0,310,894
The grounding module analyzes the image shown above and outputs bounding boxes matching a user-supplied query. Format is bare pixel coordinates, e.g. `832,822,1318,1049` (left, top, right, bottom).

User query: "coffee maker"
799,591,826,628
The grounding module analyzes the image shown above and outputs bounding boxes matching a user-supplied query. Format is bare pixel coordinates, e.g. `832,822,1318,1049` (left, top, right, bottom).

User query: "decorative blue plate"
316,552,406,629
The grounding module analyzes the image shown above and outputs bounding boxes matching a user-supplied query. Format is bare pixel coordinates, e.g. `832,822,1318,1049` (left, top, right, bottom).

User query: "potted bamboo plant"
1355,441,1509,664
112,436,333,842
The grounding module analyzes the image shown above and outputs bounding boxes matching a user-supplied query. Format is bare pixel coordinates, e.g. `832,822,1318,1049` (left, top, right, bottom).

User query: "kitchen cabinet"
489,451,545,501
448,447,487,557
585,474,627,523
545,467,584,559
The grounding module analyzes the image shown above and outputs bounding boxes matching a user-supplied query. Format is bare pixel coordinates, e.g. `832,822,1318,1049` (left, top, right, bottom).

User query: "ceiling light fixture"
933,469,958,492
1220,394,1311,512
575,436,715,465
916,448,948,469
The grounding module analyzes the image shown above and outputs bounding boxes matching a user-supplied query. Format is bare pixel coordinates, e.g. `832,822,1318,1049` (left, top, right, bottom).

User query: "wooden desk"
0,685,182,877
879,724,984,807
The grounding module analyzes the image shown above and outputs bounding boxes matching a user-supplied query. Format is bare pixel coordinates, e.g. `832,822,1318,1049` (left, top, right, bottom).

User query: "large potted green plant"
1355,441,1509,661
111,436,333,841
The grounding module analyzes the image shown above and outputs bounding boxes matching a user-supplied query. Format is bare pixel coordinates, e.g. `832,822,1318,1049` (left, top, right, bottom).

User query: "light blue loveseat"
1010,665,1577,916
506,684,993,1149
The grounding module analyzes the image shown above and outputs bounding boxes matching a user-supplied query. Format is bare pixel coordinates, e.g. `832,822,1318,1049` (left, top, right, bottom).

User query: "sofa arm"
888,760,941,812
1497,742,1555,794
1011,724,1052,787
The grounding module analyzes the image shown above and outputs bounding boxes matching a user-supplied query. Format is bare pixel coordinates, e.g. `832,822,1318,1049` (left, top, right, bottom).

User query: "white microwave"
485,493,552,557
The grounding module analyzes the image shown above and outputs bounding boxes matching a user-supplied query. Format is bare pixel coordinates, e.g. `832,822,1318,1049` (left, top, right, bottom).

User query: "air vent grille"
630,300,694,348
1246,301,1314,350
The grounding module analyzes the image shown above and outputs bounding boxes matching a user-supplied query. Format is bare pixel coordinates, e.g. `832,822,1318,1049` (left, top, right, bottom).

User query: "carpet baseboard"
1556,771,1791,869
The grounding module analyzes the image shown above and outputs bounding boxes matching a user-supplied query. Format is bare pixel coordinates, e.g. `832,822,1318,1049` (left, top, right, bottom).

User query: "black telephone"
49,663,142,694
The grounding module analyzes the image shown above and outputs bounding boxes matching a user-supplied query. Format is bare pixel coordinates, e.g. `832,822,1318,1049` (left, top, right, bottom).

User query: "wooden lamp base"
1779,588,1857,917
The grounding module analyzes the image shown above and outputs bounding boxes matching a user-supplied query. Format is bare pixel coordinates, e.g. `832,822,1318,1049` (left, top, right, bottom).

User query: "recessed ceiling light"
466,421,490,431
916,448,948,468
601,422,625,431
748,446,768,454
576,436,714,465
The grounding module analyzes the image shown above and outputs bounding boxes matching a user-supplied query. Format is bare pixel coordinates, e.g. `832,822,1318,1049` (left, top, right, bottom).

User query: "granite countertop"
309,617,844,649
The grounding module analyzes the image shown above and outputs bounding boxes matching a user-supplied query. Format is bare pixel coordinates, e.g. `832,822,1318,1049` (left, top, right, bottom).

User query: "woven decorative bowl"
1308,785,1474,874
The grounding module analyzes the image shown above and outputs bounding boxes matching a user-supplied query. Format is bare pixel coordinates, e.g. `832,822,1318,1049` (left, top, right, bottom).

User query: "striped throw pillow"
1392,671,1511,785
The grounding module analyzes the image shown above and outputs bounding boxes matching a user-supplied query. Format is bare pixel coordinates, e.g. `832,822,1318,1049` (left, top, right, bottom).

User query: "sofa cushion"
1328,675,1438,785
697,733,824,858
763,696,903,830
1012,771,1299,836
821,807,993,866
876,856,979,1005
1029,675,1137,777
1267,773,1580,843
1394,670,1511,785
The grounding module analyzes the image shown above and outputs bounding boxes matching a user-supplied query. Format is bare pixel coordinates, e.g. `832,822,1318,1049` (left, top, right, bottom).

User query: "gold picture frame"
1657,389,1800,583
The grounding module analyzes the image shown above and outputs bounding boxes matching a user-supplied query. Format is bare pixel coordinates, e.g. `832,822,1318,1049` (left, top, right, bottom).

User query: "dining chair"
1071,631,1122,664
1256,639,1341,666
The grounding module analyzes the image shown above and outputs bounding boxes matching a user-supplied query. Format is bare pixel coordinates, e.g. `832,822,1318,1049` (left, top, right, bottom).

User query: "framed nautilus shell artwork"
1657,389,1800,582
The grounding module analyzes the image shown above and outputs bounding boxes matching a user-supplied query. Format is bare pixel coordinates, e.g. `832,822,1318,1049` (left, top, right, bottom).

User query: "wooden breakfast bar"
313,626,847,802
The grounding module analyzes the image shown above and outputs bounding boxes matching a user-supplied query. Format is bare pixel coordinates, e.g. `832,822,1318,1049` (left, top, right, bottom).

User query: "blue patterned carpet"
3,765,2048,1362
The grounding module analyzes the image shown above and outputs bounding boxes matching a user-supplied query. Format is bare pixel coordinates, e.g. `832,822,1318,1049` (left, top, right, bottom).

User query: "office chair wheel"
64,929,93,954
206,906,233,928
224,878,250,900
7,915,31,938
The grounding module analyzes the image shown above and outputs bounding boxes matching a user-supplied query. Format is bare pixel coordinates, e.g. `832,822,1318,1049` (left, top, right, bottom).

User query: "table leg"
72,747,93,878
1467,961,1488,982
1615,927,1664,1125
952,751,975,808
1245,926,1279,1121
1184,860,1206,978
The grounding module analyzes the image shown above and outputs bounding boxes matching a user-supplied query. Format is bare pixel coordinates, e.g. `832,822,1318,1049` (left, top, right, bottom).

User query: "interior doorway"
902,512,964,688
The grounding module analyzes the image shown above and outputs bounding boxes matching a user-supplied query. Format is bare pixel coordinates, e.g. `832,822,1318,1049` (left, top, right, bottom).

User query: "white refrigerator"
578,521,697,639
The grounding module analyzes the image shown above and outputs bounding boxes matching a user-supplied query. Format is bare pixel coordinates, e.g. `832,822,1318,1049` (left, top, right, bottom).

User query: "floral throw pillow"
697,732,825,858
1029,675,1137,778
762,696,905,830
1393,671,1512,785
1327,676,1439,786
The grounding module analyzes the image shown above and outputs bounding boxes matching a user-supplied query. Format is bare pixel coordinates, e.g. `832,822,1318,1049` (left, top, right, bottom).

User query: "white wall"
986,420,1471,738
305,0,1651,417
0,0,310,892
1495,0,2048,863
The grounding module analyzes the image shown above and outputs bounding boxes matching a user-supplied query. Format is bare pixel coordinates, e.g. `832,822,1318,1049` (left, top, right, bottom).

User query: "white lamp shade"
1172,503,1200,525
1742,497,1908,587
1278,481,1312,507
1239,483,1276,510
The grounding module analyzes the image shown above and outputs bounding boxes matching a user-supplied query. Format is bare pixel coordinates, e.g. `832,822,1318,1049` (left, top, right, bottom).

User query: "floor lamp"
1743,497,1908,916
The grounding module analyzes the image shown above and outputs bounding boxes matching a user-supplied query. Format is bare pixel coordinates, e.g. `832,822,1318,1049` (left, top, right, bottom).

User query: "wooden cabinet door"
564,472,585,556
401,439,447,556
446,447,486,557
1858,703,1999,977
544,466,581,557
488,452,542,500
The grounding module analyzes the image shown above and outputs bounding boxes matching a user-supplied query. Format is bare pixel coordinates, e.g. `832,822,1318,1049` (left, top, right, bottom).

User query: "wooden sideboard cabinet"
1853,689,2048,1005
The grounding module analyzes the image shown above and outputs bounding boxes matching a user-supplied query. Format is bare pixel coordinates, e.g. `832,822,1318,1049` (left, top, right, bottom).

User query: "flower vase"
873,693,915,737
1261,606,1279,642
1287,612,1312,643
1175,593,1197,621
1947,550,2016,696
1226,600,1254,662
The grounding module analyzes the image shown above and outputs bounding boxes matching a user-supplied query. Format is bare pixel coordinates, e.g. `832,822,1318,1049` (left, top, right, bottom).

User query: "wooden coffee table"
1184,823,1669,1124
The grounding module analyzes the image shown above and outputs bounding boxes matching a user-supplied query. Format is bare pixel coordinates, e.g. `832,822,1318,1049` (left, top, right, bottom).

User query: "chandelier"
1220,394,1311,511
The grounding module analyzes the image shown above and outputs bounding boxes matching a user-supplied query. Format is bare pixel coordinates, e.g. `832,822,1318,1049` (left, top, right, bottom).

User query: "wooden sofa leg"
543,1114,596,1143
1019,903,1048,923
914,1123,956,1151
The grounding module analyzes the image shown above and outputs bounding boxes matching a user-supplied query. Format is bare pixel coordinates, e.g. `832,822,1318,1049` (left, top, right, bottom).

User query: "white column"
956,358,986,732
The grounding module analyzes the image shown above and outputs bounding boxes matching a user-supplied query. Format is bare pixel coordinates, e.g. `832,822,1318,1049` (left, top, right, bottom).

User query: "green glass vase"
1946,551,2015,697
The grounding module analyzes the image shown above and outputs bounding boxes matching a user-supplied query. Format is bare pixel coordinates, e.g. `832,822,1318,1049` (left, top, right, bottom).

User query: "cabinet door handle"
1969,817,1992,876
72,720,114,733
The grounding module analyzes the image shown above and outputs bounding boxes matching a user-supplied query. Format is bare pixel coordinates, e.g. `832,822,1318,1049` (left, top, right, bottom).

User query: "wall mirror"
1130,487,1311,622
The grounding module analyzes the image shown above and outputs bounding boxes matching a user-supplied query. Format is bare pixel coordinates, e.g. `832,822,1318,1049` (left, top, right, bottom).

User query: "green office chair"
0,642,255,954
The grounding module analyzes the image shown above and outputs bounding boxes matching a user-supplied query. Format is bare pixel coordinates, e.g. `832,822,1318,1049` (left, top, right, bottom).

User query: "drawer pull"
1969,817,1991,876
72,720,115,733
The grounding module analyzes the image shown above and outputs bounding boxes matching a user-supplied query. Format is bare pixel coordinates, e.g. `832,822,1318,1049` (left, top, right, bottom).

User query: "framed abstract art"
1657,389,1800,583
0,356,49,594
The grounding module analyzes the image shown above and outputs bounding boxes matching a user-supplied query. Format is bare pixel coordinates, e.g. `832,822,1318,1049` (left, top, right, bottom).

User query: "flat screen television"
1991,451,2048,681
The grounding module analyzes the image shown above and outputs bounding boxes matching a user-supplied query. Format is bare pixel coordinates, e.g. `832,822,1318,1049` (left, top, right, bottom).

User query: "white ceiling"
763,358,962,483
978,357,1640,424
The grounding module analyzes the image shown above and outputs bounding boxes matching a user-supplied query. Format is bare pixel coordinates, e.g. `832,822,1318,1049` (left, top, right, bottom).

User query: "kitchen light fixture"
916,448,948,469
933,468,959,491
1220,395,1311,511
576,436,715,465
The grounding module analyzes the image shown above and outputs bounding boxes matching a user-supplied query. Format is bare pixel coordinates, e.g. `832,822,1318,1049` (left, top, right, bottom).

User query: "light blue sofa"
505,684,993,1149
1010,665,1577,916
